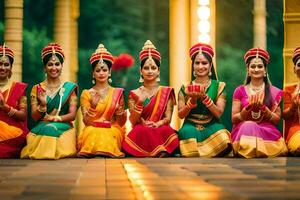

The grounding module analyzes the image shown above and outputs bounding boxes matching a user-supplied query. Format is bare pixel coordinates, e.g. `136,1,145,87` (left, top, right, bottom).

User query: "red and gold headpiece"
41,43,65,61
189,43,214,59
0,43,14,61
139,40,161,63
292,47,300,65
244,47,270,65
90,44,114,65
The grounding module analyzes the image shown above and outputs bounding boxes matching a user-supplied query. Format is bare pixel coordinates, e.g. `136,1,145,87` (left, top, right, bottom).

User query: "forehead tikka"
255,48,259,59
51,46,56,61
99,54,104,65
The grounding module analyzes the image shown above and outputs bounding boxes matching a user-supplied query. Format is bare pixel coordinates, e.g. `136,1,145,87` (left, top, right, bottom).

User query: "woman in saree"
178,43,231,157
77,44,127,158
21,43,78,159
0,44,28,158
283,47,300,156
122,40,179,157
231,47,287,158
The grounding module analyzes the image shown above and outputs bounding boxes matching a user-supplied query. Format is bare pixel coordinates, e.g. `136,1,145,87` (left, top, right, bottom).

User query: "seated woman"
283,47,300,156
0,44,28,158
122,40,179,157
178,43,231,157
77,44,127,158
231,48,287,158
21,43,78,159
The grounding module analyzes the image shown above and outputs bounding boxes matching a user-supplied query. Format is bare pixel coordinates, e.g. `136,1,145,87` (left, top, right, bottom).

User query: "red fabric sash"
0,82,28,133
105,88,123,120
142,87,175,122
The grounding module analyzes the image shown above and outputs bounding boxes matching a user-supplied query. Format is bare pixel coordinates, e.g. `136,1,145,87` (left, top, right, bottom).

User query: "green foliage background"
0,0,283,130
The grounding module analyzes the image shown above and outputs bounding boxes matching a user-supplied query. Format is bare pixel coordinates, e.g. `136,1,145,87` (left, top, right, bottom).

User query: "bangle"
37,105,47,113
115,109,126,116
186,98,197,109
7,107,17,117
268,112,274,121
134,104,143,113
162,118,170,125
87,108,96,117
237,112,243,121
56,115,62,122
202,95,213,107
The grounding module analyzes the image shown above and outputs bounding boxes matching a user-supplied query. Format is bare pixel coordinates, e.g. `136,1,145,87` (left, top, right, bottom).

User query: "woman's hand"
141,119,161,128
291,93,300,110
249,92,264,107
186,84,206,100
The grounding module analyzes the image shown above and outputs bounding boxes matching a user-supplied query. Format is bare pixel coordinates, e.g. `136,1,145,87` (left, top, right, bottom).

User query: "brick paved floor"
1,157,300,200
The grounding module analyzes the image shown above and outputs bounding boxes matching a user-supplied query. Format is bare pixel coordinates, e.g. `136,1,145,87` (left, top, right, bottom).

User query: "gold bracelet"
134,104,143,111
186,98,197,109
7,107,17,117
269,112,274,121
237,113,243,121
86,110,96,117
54,115,62,122
115,109,126,116
37,105,47,113
161,118,170,125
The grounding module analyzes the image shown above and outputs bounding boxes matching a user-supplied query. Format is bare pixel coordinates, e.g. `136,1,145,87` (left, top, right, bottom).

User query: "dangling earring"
156,74,160,82
193,71,197,77
108,74,112,83
45,72,47,79
92,76,95,84
264,72,267,77
208,70,212,76
139,74,144,83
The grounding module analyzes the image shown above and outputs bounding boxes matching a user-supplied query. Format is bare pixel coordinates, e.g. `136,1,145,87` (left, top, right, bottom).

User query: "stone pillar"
253,0,267,49
190,0,216,76
4,0,23,81
54,0,79,82
169,0,191,129
283,0,300,85
70,0,79,83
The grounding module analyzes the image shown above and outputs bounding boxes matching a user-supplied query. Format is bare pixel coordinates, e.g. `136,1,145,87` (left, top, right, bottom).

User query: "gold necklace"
142,85,159,98
45,82,61,95
249,82,264,94
94,86,109,102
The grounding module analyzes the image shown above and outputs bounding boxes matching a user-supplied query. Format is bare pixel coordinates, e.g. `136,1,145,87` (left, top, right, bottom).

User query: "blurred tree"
78,0,169,103
216,0,253,130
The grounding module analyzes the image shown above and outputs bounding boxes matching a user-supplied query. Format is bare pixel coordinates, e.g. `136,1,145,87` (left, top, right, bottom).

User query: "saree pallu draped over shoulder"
231,85,287,158
77,87,125,158
122,86,179,157
21,81,77,159
178,80,232,157
0,81,28,158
